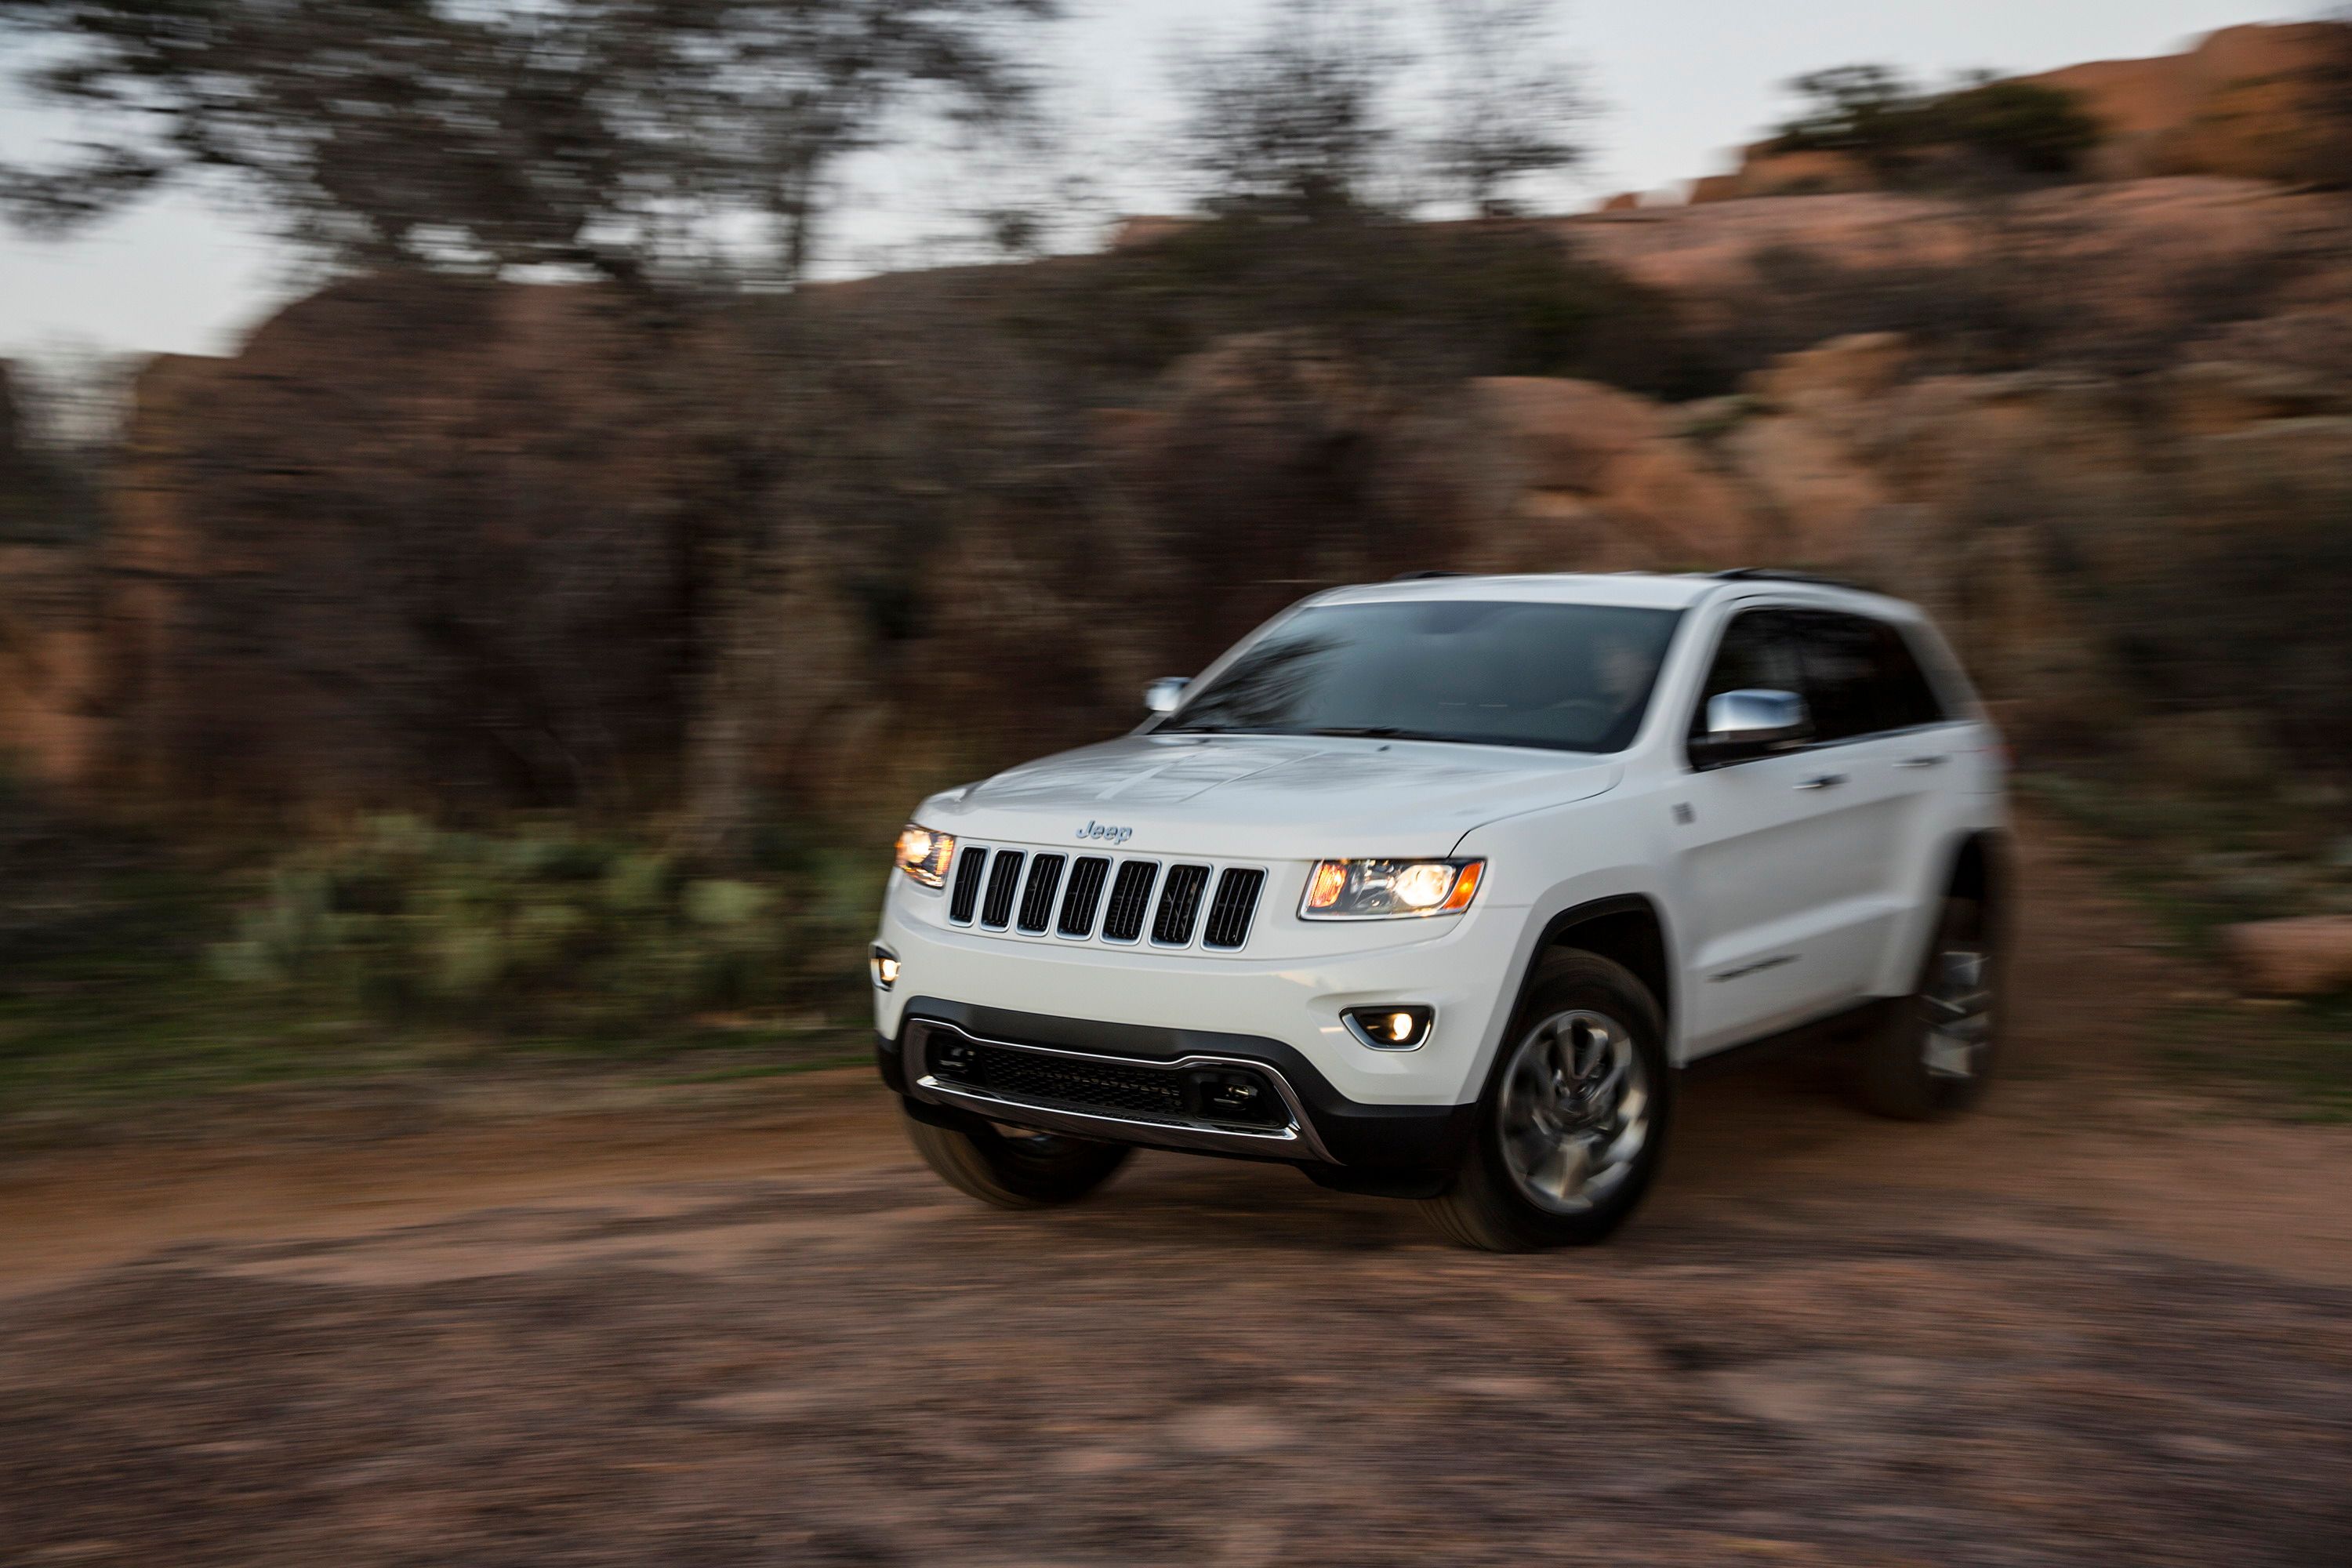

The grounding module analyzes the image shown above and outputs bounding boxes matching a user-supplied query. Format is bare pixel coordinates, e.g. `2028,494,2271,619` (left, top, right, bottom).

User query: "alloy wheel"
1919,945,1994,1080
1497,1009,1651,1214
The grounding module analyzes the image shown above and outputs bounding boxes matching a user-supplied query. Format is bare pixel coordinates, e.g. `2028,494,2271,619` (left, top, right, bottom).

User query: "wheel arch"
1938,829,2011,951
1944,828,2005,911
1520,893,1676,1041
1869,825,2012,1001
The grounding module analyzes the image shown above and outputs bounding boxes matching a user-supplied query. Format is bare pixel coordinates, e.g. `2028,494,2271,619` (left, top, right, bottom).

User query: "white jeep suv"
872,570,2006,1250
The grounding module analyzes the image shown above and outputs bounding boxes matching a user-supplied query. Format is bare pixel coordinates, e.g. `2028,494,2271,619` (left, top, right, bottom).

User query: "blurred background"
2,3,2350,1563
2,0,2347,1103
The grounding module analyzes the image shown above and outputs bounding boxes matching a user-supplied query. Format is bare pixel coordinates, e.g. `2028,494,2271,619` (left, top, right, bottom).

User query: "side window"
1794,610,1948,742
1871,620,1947,731
1687,609,1802,743
1793,610,1882,743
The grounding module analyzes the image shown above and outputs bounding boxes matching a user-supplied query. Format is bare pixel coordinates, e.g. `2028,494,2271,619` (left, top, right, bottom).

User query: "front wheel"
1420,952,1675,1251
902,1104,1132,1209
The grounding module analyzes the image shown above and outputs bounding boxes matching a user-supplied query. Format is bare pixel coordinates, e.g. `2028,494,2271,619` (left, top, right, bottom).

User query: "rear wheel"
1421,952,1674,1251
902,1105,1132,1209
1857,894,1998,1120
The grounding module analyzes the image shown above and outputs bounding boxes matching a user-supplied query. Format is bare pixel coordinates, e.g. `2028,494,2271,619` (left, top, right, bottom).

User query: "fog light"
869,945,901,990
1341,1004,1435,1051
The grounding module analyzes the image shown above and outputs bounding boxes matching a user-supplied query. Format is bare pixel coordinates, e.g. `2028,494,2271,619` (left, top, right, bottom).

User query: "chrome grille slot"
1100,861,1159,943
948,848,988,925
1058,856,1111,937
1017,854,1065,934
1201,868,1265,950
979,851,1025,929
1152,864,1211,946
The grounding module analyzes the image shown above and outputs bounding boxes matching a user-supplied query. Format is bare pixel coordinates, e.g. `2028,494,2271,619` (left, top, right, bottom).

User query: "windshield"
1163,600,1682,753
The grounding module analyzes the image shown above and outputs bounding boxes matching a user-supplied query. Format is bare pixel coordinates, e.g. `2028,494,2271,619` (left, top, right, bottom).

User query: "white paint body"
874,572,2005,1112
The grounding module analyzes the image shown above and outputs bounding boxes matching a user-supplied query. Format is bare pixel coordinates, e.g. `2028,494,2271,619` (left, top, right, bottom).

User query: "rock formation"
1691,22,2350,203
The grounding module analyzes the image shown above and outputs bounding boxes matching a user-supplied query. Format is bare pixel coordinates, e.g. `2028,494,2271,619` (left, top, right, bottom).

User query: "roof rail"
1392,569,1465,580
1712,566,1872,592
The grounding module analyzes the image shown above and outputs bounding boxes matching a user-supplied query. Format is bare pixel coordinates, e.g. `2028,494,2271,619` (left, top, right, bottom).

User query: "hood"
920,733,1620,861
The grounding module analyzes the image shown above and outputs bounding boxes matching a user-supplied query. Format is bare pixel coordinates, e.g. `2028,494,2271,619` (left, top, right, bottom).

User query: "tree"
1773,65,1932,180
1428,0,1590,216
683,0,1060,283
1171,0,1403,219
0,0,1059,285
1933,75,2101,180
1773,64,2100,187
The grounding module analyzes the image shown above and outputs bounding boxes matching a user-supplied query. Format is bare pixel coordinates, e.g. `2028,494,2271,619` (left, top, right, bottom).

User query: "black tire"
1420,951,1675,1251
1857,894,1999,1120
902,1104,1132,1210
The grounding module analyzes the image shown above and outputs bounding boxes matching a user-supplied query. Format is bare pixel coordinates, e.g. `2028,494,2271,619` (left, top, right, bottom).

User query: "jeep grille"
943,844,1268,953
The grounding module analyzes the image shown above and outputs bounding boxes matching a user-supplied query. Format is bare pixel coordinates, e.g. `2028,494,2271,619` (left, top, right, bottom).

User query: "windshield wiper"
1302,725,1435,740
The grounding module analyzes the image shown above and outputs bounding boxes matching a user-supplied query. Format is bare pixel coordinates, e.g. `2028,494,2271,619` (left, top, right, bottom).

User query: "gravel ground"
4,827,2350,1566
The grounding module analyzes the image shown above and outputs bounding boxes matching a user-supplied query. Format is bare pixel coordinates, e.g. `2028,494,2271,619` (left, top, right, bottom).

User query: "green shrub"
211,816,875,1036
2055,481,2352,781
1027,212,1698,395
1773,65,2101,184
1934,79,2103,177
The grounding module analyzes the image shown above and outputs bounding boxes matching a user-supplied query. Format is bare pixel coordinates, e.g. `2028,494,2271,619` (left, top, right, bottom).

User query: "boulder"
2190,309,2352,379
1647,24,2346,198
1453,489,1649,577
1900,24,2343,186
2159,360,2350,437
2184,416,2352,503
93,274,705,811
1730,148,1875,199
1109,215,1197,250
1719,412,1889,564
0,544,104,790
2224,916,2352,996
1467,376,1667,492
1746,332,1913,416
1589,439,1759,566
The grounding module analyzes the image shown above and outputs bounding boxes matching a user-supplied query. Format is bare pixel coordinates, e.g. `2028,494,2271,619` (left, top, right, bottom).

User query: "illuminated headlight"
894,823,956,887
1300,858,1484,920
869,945,901,990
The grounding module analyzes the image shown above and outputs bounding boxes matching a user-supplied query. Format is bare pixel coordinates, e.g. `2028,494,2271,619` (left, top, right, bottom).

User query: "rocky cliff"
5,176,2350,817
1679,22,2350,206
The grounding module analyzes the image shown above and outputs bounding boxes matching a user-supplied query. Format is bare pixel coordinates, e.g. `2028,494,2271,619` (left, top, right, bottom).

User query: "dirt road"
5,826,2350,1566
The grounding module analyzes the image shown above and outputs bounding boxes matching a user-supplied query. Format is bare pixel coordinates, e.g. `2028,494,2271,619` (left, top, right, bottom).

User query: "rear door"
1811,608,1980,993
1778,608,1926,1003
1674,607,1889,1054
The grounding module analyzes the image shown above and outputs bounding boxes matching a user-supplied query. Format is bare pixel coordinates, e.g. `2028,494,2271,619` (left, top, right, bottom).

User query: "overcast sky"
0,0,2304,363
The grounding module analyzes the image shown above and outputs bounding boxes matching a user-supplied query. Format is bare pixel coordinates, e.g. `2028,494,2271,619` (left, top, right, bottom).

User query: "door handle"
1896,754,1949,769
1795,772,1847,790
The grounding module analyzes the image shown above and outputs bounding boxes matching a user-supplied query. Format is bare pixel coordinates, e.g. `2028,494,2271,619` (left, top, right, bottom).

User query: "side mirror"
1692,688,1811,767
1144,677,1191,716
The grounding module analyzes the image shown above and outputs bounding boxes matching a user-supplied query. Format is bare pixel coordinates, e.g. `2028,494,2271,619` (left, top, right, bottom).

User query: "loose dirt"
4,823,2349,1566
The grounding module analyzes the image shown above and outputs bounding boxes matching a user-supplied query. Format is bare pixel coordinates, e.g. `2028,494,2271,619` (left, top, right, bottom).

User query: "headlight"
894,823,956,887
1299,858,1483,920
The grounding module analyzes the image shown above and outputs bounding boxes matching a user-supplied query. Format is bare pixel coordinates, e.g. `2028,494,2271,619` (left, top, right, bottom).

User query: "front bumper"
873,880,1515,1107
881,999,1480,1198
